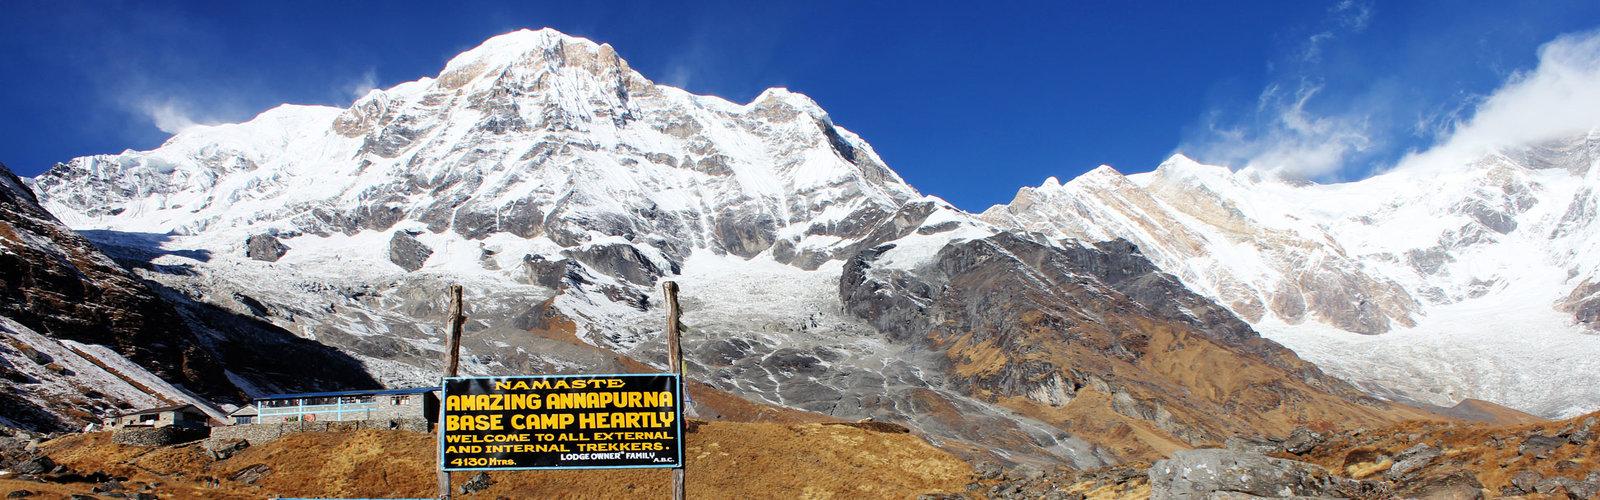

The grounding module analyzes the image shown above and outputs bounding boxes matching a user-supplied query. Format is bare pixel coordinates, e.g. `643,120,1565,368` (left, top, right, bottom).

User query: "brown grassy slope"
906,234,1442,465
942,304,1437,463
1419,398,1546,426
1290,410,1599,495
29,422,970,499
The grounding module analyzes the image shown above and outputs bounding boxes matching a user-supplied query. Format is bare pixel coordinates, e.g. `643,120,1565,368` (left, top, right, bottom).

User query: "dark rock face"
713,210,777,258
388,231,433,271
519,255,584,289
1149,449,1370,499
562,242,671,286
0,163,237,428
244,234,288,262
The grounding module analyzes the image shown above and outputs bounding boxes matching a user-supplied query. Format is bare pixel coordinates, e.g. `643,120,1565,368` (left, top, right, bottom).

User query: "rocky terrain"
970,410,1600,499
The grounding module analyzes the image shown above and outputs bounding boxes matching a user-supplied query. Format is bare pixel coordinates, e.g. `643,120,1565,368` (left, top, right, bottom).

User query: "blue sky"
3,1,1599,210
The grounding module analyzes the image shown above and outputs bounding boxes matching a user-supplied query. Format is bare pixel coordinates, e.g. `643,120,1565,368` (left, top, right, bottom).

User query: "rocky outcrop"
244,234,288,262
1148,449,1372,499
1558,279,1600,333
562,242,672,286
387,231,432,271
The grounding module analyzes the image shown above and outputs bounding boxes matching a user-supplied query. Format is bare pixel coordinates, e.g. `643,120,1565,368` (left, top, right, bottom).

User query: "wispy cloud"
1180,1,1379,180
343,69,379,101
136,99,208,134
1301,1,1370,63
1395,29,1600,172
132,96,233,133
1189,82,1373,178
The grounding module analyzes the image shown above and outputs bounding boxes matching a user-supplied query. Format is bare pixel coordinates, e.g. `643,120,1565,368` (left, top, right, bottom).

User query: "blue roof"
255,386,438,401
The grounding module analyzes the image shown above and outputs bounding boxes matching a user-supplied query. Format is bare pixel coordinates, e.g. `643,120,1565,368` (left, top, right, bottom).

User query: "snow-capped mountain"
21,28,1424,464
983,138,1600,417
0,161,384,430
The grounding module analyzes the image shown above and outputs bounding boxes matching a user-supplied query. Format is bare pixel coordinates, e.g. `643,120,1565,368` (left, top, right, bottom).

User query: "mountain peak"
434,28,637,91
442,28,602,70
1153,153,1233,183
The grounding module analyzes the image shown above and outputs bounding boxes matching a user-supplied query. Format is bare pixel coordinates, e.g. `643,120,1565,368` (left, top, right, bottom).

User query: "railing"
256,399,383,422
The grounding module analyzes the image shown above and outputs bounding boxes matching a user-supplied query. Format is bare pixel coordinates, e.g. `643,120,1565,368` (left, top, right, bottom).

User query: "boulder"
1561,423,1593,445
202,438,249,461
1561,476,1600,500
229,464,271,485
1399,472,1483,500
1148,448,1365,499
90,479,124,493
388,231,433,272
1224,436,1281,454
1507,470,1542,495
1518,434,1566,459
460,471,493,495
1384,443,1441,481
1281,427,1324,455
10,456,54,475
244,234,289,262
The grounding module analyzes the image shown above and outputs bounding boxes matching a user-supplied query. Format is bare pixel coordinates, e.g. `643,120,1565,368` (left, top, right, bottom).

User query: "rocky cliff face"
0,162,379,431
24,29,1426,461
0,162,235,429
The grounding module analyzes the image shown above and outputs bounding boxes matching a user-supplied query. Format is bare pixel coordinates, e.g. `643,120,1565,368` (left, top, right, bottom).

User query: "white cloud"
1395,29,1600,172
343,69,379,101
136,99,210,134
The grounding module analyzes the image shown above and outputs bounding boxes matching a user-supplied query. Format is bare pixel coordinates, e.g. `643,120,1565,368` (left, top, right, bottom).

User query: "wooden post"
437,284,465,499
662,281,686,500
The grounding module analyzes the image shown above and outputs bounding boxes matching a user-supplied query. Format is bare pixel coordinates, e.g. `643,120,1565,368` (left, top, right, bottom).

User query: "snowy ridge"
0,317,225,426
984,137,1600,417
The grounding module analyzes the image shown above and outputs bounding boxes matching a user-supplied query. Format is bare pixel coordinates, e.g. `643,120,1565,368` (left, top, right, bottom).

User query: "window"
236,416,253,424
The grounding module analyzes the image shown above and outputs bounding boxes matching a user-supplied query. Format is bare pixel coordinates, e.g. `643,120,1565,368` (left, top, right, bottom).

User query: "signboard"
439,374,683,471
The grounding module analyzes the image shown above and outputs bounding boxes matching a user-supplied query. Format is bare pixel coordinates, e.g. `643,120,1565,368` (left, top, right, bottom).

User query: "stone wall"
207,417,430,447
110,426,208,446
